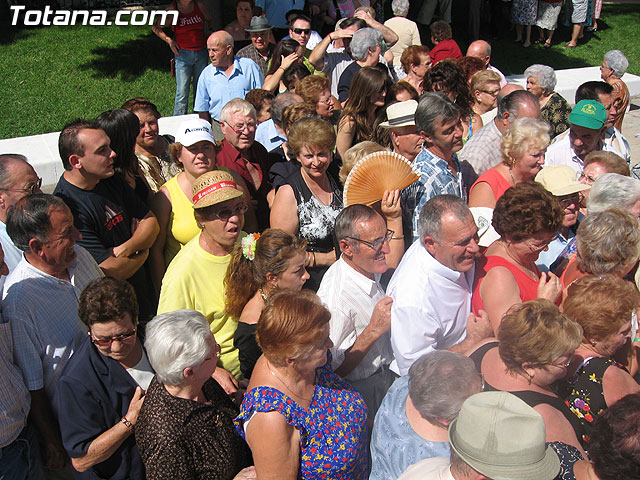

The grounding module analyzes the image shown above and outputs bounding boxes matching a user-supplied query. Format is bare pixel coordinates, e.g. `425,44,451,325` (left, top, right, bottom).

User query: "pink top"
470,168,512,202
472,255,541,315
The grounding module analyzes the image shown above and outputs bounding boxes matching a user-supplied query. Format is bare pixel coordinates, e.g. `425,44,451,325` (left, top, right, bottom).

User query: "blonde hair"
339,141,387,184
500,117,550,166
470,69,501,94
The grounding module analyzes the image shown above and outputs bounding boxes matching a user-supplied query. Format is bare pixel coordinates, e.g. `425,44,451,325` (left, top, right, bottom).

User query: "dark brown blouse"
135,376,252,480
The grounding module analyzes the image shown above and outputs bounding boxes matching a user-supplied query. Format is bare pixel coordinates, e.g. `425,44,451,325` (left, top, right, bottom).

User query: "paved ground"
623,97,640,166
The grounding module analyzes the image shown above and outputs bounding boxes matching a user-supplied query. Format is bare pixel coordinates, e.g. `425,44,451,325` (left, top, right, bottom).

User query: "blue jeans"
0,423,45,480
173,48,209,116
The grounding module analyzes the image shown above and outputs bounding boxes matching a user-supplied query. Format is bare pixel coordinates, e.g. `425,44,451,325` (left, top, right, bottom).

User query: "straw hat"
191,170,243,209
379,100,418,128
535,165,591,197
448,391,560,480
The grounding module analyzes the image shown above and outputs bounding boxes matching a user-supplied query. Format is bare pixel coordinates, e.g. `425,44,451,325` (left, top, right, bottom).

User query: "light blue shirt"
194,57,264,121
255,0,305,28
536,229,575,273
254,119,286,152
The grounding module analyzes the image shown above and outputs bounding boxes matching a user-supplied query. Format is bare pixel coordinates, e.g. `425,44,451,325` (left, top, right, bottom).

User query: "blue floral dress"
235,355,369,479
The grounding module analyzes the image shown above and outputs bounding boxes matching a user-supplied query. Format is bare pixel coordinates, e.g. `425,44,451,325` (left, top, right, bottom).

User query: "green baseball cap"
569,100,607,130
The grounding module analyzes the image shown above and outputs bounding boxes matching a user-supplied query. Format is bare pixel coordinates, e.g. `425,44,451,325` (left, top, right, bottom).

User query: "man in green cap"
545,99,609,174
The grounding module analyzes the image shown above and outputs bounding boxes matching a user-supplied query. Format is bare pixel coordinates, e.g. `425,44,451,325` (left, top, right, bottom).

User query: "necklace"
266,361,313,402
509,167,516,185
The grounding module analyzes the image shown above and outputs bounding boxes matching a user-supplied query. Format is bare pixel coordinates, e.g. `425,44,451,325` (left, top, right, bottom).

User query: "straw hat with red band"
192,170,244,209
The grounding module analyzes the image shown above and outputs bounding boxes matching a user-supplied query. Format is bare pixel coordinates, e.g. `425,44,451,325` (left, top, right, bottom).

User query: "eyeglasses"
318,96,332,105
210,203,248,221
550,355,573,369
292,28,311,35
557,193,582,209
481,89,500,96
524,238,552,254
578,171,597,185
90,328,137,347
1,177,42,194
224,122,256,134
250,31,268,38
345,229,394,253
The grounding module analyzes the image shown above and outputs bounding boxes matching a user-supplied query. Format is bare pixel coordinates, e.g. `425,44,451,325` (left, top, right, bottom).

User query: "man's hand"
125,386,146,425
212,367,239,394
354,9,375,25
168,38,179,56
537,271,562,304
331,28,355,41
465,309,492,344
369,296,393,337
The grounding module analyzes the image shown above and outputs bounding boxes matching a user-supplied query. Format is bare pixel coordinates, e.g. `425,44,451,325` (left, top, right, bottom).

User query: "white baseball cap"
175,118,216,147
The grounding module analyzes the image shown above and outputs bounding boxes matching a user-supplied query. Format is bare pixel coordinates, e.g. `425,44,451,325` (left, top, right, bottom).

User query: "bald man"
466,40,507,87
195,31,264,138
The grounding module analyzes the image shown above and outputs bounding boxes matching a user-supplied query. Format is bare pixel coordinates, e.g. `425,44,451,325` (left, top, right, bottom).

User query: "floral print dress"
235,354,369,479
554,356,626,448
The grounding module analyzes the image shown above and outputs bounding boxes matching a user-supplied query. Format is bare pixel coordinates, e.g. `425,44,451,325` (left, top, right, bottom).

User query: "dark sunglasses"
292,28,311,35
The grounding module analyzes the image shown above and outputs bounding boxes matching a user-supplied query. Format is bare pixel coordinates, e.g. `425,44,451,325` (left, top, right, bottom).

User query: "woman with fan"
270,116,342,291
336,66,391,159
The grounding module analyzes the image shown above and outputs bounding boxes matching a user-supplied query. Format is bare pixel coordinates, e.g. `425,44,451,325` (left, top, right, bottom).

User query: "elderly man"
194,31,264,139
402,93,466,242
601,49,630,130
336,27,386,103
388,195,491,376
3,194,103,475
380,100,423,162
317,205,396,420
466,40,507,86
54,119,159,321
236,16,274,76
398,392,561,480
545,99,608,173
0,154,42,273
370,351,482,480
217,98,272,230
254,92,301,152
0,244,46,480
458,88,540,182
575,81,631,165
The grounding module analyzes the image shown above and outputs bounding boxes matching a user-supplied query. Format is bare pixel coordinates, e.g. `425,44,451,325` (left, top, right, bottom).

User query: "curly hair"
78,277,139,327
497,299,583,376
281,102,316,133
563,274,640,343
400,45,431,74
296,75,330,106
424,60,473,117
224,229,307,318
492,181,564,242
287,115,335,157
457,56,486,82
500,117,551,166
245,89,274,115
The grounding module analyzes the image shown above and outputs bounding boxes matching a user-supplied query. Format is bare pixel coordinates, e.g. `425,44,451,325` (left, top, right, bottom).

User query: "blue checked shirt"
403,147,466,242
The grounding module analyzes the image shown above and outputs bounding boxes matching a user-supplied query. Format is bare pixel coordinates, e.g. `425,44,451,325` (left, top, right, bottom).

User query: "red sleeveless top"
173,1,206,51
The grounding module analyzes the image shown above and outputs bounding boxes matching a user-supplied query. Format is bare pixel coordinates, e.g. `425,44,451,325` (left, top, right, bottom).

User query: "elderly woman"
235,290,368,479
296,75,338,122
383,0,421,80
469,117,550,209
560,209,640,287
557,275,640,447
524,64,571,137
601,50,630,130
470,70,502,126
149,119,255,289
534,0,563,47
158,170,249,385
512,0,538,47
136,309,254,479
54,278,152,479
472,182,564,333
587,173,640,216
225,229,309,379
578,151,629,214
271,116,342,290
122,97,182,193
370,351,482,480
468,299,586,452
399,45,431,95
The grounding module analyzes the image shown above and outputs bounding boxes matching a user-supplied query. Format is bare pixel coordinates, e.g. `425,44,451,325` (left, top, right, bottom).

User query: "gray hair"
415,92,461,137
587,173,640,214
604,50,629,78
349,27,382,61
220,98,257,124
391,0,410,15
408,351,481,425
6,194,68,252
576,209,640,275
334,204,382,251
497,90,539,124
0,154,29,190
417,194,472,245
270,92,301,129
523,64,556,93
144,309,214,386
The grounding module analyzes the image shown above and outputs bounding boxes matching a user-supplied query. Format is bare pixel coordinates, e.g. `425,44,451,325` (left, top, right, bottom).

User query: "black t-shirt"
54,174,158,320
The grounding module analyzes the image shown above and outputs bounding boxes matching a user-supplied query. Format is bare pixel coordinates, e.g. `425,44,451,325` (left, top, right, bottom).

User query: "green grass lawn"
0,2,638,140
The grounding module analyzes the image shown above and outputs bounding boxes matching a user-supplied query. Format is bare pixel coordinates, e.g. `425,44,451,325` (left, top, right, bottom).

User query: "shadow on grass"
77,31,173,80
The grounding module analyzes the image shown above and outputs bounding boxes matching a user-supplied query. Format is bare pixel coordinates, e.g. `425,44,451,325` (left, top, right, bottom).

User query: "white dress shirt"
317,257,394,382
545,128,628,173
387,241,474,375
398,457,455,480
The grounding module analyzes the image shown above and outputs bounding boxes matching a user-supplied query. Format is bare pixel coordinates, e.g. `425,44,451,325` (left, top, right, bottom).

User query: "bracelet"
633,337,640,343
391,235,404,240
305,251,312,267
121,416,134,431
312,252,316,268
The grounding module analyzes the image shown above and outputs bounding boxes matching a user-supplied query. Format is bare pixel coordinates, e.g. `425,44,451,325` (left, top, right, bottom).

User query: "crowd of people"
1,1,639,480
